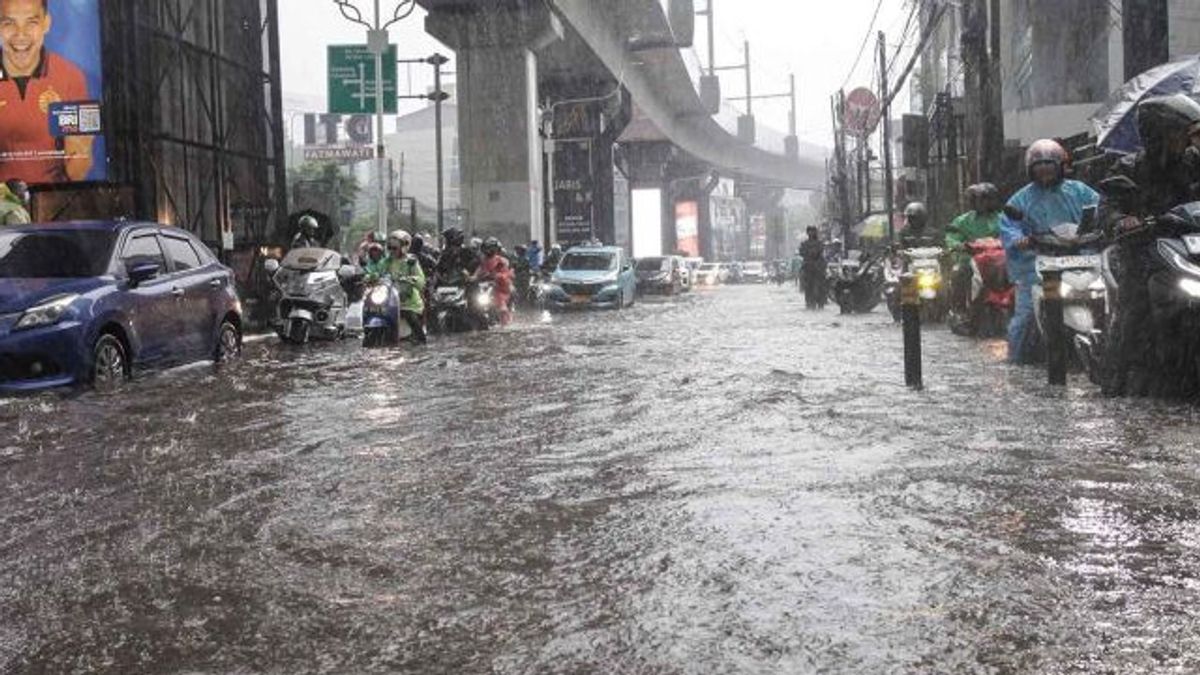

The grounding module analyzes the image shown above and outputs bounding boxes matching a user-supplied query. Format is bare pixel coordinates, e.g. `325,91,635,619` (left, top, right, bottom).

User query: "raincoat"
362,255,388,279
1000,179,1100,363
945,211,1001,253
380,254,426,313
0,185,30,226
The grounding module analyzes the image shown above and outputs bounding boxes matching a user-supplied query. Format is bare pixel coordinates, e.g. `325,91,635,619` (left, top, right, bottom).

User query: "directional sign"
843,87,881,138
328,44,398,114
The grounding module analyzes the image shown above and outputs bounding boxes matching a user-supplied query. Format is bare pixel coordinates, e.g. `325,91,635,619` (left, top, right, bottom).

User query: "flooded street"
4,284,1200,674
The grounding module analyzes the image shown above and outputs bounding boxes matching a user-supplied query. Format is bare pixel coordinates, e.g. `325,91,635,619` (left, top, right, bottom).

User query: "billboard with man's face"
0,0,106,185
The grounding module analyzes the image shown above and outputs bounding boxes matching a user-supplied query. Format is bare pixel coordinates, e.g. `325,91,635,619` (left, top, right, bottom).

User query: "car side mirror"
264,258,280,274
127,261,161,286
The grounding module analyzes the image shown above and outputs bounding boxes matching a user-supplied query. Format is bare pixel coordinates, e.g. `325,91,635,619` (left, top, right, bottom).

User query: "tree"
287,162,360,215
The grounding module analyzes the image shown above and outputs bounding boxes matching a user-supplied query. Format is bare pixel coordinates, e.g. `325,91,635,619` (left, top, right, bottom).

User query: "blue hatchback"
0,222,243,392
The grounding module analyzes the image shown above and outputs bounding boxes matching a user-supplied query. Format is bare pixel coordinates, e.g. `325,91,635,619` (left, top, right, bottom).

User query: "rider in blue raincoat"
1000,139,1100,364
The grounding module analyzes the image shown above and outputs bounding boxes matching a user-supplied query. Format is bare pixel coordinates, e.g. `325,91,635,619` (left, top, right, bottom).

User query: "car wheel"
91,333,129,389
215,319,242,362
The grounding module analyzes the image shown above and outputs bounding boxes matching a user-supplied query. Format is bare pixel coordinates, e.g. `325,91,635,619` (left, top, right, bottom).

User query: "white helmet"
387,230,412,251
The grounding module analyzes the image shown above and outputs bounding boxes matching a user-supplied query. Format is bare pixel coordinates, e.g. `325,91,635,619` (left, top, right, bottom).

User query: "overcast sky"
279,0,913,148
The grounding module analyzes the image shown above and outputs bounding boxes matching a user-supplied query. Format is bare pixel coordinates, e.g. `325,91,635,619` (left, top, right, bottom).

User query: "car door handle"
172,287,186,298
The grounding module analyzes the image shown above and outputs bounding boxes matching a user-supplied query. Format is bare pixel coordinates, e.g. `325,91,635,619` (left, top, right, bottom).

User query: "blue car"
543,246,638,310
0,221,243,392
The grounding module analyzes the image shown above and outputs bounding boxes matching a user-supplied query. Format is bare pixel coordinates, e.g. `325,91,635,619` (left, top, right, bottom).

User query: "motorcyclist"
543,244,564,272
375,230,427,344
512,244,534,305
409,233,439,279
1000,139,1100,364
898,202,939,249
526,240,543,272
354,231,379,266
1098,94,1200,396
475,237,515,325
946,184,1004,311
362,242,387,277
433,227,480,287
291,215,321,250
799,227,826,308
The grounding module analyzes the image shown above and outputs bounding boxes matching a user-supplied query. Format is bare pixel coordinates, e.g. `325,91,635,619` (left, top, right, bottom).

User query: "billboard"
674,200,699,257
631,188,662,258
0,0,107,185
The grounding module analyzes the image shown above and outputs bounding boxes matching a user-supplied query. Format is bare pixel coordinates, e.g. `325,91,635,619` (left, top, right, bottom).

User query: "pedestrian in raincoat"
945,183,1003,310
0,183,30,226
1000,139,1100,364
379,230,427,344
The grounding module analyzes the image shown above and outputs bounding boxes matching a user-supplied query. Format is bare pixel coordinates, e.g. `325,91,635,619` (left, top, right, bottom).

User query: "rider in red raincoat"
475,238,514,325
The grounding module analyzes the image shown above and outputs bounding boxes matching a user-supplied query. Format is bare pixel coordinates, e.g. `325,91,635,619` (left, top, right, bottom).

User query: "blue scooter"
362,279,411,348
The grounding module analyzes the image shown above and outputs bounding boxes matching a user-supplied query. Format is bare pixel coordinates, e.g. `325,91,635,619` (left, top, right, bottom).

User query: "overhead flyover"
415,0,825,247
550,0,826,190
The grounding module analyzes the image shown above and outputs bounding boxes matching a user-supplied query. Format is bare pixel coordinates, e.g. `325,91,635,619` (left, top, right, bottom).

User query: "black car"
635,256,685,295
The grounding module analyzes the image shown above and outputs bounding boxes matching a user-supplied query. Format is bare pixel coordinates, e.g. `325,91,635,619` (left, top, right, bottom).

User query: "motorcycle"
913,247,947,323
1077,190,1200,392
831,251,884,314
1030,220,1106,368
264,248,356,345
430,281,499,334
362,278,410,348
948,238,1014,338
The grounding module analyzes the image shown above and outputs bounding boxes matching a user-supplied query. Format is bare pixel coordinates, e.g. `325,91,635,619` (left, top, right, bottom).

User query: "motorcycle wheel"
287,319,310,345
363,327,385,349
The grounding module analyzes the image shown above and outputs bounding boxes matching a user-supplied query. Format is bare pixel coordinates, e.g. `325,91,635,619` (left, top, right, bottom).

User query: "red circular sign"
843,87,882,137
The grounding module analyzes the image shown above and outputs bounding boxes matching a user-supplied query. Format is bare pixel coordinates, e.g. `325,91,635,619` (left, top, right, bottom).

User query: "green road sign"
328,44,398,115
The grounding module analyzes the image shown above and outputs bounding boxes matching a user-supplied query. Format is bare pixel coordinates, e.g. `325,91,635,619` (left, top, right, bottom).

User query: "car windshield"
560,252,616,272
0,230,116,278
745,262,763,270
699,264,719,272
636,257,669,272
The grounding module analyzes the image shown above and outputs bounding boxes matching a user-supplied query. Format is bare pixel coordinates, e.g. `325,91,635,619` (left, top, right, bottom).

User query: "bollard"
1043,269,1067,386
901,273,923,390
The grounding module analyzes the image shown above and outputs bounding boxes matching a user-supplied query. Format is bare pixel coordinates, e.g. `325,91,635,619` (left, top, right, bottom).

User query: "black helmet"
1137,94,1200,153
904,202,929,229
968,183,1001,213
482,237,502,255
442,227,465,248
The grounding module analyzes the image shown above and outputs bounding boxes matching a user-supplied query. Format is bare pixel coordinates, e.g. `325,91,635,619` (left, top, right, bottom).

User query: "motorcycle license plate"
571,295,591,304
1037,255,1100,272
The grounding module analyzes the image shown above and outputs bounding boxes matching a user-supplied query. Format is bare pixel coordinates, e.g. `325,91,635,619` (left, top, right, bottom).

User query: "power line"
841,0,887,90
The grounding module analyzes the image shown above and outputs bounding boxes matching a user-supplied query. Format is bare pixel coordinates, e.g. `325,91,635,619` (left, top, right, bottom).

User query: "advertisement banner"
674,200,699,257
0,0,107,184
554,139,594,245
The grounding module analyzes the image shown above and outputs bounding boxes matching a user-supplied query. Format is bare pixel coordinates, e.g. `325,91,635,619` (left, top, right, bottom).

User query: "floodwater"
3,285,1200,674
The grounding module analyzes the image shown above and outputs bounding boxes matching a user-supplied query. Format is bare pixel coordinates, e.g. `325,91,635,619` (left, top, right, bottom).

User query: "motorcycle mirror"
1099,175,1139,195
338,264,358,281
264,258,280,274
1079,205,1098,234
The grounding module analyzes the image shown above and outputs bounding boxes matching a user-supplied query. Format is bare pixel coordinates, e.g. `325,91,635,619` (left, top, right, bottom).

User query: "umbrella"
1092,54,1200,153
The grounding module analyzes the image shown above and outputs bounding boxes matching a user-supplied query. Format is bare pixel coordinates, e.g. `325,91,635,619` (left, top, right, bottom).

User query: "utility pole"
398,53,451,233
333,0,417,238
744,41,753,116
877,31,896,242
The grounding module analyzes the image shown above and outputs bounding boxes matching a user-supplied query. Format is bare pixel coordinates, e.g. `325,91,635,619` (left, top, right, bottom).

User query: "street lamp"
332,0,418,238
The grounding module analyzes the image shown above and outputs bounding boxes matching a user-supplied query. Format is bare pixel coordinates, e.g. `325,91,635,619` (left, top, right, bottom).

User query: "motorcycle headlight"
916,272,940,290
15,294,79,331
1180,278,1200,299
475,293,492,309
368,285,390,306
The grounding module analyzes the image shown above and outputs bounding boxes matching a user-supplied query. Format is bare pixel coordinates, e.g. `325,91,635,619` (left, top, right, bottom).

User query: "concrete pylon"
427,6,563,247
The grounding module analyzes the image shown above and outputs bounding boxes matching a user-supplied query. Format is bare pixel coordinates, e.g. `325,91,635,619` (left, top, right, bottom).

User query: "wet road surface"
4,285,1200,673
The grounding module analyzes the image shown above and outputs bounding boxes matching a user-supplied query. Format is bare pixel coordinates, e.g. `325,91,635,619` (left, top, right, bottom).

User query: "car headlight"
15,294,79,331
368,285,390,306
